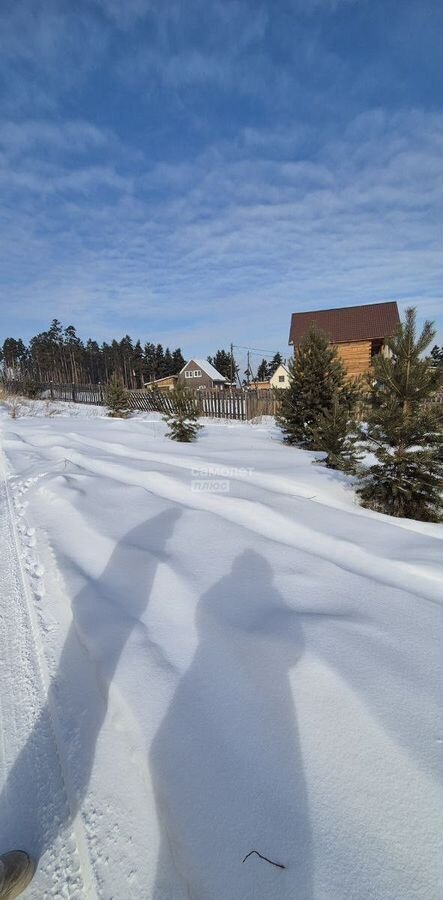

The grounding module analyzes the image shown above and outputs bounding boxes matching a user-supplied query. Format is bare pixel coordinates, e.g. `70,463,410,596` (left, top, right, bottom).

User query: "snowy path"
0,456,98,899
0,437,164,899
0,408,441,900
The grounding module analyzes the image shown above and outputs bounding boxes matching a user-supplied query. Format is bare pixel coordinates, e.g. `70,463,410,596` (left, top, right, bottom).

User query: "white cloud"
0,1,110,116
0,120,110,155
0,106,442,350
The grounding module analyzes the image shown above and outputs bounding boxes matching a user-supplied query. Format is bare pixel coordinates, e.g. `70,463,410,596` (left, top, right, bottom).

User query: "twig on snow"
242,850,286,870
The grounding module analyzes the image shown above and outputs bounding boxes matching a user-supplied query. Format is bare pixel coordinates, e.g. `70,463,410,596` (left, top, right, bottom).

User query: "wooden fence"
1,380,282,421
4,378,442,423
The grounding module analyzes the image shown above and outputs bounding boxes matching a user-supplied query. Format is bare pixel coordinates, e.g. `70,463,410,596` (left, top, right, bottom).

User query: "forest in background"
0,319,188,388
0,320,281,388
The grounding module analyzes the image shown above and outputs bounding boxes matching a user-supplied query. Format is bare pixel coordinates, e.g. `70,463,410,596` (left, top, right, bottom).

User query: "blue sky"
1,0,442,358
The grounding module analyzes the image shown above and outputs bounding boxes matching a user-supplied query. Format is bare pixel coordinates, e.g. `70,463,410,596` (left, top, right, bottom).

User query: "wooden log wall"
334,340,372,377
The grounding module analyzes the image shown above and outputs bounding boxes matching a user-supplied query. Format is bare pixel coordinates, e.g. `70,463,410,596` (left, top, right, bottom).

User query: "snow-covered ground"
0,401,441,900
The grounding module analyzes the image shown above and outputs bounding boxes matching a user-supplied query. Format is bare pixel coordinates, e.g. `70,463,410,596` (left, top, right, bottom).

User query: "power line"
232,344,281,354
230,343,289,387
242,349,278,358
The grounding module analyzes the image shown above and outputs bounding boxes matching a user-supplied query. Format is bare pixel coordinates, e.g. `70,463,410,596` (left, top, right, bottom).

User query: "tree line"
0,320,197,388
0,320,242,388
0,322,299,389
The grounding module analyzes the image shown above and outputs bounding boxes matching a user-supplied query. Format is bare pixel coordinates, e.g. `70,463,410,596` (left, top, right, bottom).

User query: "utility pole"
247,350,250,386
230,342,234,387
248,353,257,385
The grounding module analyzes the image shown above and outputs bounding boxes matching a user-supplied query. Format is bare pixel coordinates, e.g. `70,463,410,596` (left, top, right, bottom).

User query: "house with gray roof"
178,358,228,390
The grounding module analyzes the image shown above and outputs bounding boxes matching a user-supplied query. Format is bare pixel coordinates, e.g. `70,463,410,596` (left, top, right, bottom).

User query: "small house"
144,375,178,392
248,380,271,391
270,363,290,389
178,359,228,390
249,364,290,391
288,301,400,378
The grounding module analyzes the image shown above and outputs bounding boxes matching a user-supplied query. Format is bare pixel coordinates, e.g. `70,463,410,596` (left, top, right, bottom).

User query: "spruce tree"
430,345,443,367
207,349,237,381
163,347,173,375
172,348,186,375
21,376,39,399
357,308,443,521
276,327,359,448
268,352,283,377
104,373,130,418
163,385,202,442
312,396,362,472
257,358,269,381
155,344,165,377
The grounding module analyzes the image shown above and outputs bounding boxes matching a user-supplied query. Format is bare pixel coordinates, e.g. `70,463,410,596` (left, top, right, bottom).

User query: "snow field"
0,404,441,899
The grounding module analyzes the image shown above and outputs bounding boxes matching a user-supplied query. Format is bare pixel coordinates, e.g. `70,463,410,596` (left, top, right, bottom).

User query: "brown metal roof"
289,301,400,346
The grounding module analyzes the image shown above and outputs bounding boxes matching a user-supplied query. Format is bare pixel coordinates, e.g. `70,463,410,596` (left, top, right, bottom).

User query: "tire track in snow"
67,433,321,503
12,428,443,538
41,445,441,605
0,448,100,899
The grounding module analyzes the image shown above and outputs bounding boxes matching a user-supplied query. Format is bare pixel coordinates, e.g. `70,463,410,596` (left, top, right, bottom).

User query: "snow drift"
0,404,441,899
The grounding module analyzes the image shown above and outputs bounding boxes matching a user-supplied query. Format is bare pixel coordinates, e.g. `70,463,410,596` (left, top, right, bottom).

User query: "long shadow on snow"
0,507,181,867
151,549,313,900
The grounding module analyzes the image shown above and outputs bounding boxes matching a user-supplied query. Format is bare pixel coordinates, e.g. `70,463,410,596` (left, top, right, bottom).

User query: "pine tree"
268,352,283,377
120,335,135,387
64,325,85,383
144,342,157,382
163,385,202,442
21,376,40,399
257,358,269,381
132,340,145,387
163,347,173,375
357,308,443,521
155,344,166,378
172,348,186,375
104,373,130,418
207,349,236,381
312,396,362,472
111,339,122,381
276,328,360,448
2,338,28,378
430,345,443,367
86,339,101,383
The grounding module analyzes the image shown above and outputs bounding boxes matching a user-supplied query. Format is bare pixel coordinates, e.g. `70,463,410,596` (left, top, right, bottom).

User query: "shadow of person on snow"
0,507,181,869
150,549,313,900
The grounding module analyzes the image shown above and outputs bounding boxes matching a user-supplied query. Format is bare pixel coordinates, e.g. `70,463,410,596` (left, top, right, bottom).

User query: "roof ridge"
179,357,227,381
291,300,397,317
288,301,400,346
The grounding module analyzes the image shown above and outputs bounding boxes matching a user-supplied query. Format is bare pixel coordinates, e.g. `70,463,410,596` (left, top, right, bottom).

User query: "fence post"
71,383,76,403
50,381,54,400
98,381,103,404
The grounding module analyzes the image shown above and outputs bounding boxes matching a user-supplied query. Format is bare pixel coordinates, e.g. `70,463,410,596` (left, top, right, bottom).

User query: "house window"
278,375,285,382
194,370,201,377
371,340,383,358
185,370,192,378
